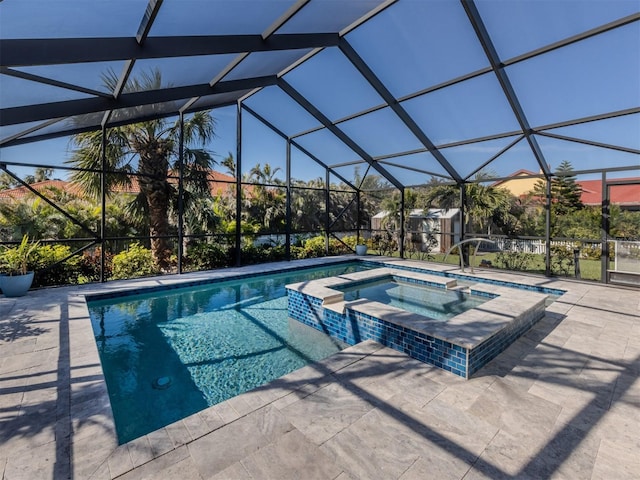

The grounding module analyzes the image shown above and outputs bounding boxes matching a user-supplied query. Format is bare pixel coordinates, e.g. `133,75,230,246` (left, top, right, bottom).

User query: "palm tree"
291,177,325,232
378,188,421,252
244,163,285,231
221,152,236,177
69,70,217,271
249,163,282,185
423,180,515,235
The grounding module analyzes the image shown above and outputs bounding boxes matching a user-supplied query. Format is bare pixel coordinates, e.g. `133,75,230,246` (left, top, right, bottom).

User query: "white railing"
481,238,604,257
444,238,496,273
614,240,640,273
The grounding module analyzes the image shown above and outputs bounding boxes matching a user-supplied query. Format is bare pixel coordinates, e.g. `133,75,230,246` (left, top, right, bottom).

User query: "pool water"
87,262,371,444
339,278,487,320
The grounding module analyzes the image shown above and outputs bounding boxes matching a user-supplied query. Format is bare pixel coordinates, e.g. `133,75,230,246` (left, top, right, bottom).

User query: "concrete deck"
1,257,639,479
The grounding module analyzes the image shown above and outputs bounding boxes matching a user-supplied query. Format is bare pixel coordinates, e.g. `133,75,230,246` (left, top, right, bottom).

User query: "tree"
533,160,583,236
249,163,282,185
244,163,285,232
380,188,418,233
23,167,54,185
0,172,17,190
422,180,516,235
221,152,236,177
291,177,325,232
69,70,217,271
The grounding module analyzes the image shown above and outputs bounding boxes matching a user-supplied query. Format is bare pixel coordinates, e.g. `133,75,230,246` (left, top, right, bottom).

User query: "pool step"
447,285,471,294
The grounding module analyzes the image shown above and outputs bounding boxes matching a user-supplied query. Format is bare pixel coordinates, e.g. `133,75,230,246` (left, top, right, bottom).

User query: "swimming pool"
87,261,371,444
337,276,487,320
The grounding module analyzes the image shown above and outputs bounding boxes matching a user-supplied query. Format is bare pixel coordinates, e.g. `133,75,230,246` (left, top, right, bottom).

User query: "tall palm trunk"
137,138,172,271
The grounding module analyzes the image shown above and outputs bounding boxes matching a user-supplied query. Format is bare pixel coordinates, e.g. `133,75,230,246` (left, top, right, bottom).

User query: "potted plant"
355,238,368,256
0,235,40,297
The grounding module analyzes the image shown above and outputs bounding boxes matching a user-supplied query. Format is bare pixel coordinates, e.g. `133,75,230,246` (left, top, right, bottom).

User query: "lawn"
398,251,609,282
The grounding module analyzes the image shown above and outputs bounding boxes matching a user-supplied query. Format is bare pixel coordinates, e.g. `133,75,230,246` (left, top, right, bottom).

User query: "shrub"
341,235,358,249
241,244,287,265
328,238,350,255
495,240,535,271
111,243,158,280
32,244,82,287
550,244,575,277
298,235,351,258
184,242,231,271
579,242,601,261
78,247,112,283
372,231,397,256
301,236,327,258
493,247,535,272
262,244,287,262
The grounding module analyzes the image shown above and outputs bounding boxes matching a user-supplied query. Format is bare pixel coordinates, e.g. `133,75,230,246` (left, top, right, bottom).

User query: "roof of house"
491,169,539,185
0,171,240,200
578,178,640,206
0,180,84,200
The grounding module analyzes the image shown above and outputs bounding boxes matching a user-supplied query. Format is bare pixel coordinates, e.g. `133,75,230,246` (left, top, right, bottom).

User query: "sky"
1,0,638,185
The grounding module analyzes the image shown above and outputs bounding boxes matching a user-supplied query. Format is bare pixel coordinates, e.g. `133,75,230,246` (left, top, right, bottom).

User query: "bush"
32,244,83,287
241,244,287,265
297,236,351,258
184,242,231,271
301,236,327,258
372,231,397,256
78,247,112,283
111,243,158,280
290,245,305,259
341,235,358,249
495,240,536,271
493,249,535,272
550,244,575,277
579,242,601,261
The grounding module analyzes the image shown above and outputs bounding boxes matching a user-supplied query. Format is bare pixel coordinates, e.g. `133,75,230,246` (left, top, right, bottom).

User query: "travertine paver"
1,257,639,479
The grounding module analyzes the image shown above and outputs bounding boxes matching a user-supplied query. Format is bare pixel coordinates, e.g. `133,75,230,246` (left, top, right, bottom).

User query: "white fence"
479,238,603,256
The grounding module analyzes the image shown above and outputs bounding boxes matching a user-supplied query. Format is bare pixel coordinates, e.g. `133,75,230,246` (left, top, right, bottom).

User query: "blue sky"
1,0,638,185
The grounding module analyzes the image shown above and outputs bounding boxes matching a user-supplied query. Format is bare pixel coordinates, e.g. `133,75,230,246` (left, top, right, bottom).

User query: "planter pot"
0,271,35,297
355,244,368,256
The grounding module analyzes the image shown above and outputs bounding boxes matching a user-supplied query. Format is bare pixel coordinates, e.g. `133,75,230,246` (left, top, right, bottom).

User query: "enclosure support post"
285,139,292,261
177,112,185,274
399,187,405,259
459,183,467,266
601,171,609,284
356,190,361,247
100,125,107,282
325,169,330,255
235,102,242,267
545,176,552,276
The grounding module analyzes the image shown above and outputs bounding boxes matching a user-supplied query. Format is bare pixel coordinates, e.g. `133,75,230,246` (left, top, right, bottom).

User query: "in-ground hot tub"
336,275,488,320
286,267,549,378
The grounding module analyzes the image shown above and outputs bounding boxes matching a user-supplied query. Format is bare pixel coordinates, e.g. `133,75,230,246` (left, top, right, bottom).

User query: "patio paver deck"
1,257,639,479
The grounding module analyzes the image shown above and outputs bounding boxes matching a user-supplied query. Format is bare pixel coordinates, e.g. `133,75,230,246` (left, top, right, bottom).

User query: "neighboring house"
491,169,541,198
493,170,640,211
370,208,461,253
